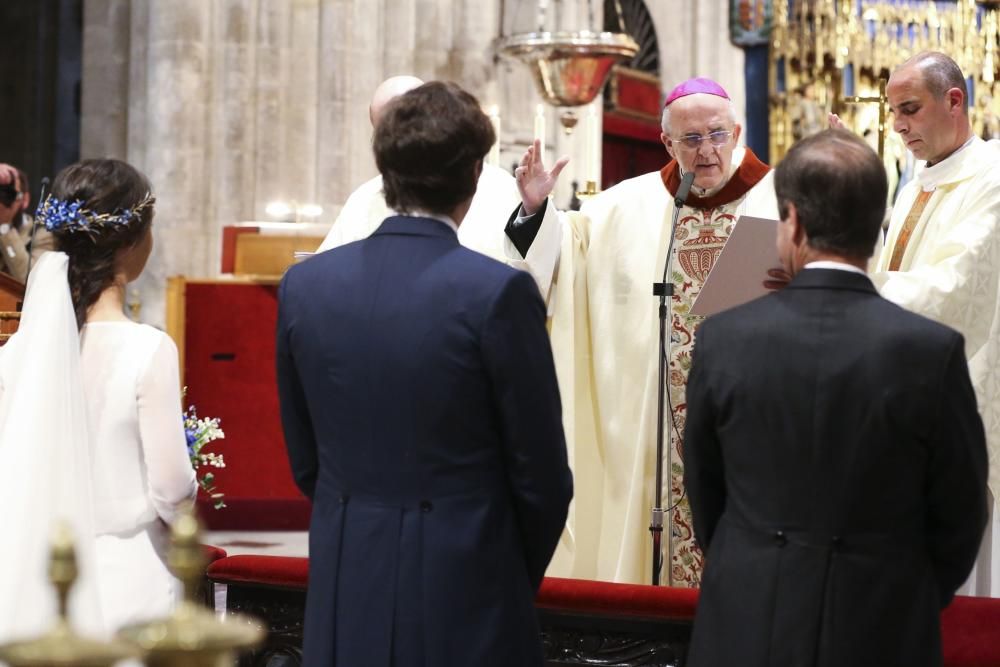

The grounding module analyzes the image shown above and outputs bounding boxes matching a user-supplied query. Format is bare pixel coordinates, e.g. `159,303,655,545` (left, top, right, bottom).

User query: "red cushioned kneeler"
181,280,310,530
204,555,1000,667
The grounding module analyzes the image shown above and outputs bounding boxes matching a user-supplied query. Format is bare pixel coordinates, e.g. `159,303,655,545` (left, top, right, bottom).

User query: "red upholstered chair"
207,555,309,591
206,555,309,665
202,544,228,564
198,544,228,607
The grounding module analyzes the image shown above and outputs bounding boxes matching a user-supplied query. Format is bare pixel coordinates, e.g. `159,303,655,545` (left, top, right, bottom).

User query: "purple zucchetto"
663,77,730,108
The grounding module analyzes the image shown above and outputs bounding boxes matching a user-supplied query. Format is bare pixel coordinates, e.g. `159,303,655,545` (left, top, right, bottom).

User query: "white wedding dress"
0,252,196,642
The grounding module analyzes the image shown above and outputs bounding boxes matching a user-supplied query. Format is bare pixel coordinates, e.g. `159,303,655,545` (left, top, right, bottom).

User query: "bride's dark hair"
49,159,155,328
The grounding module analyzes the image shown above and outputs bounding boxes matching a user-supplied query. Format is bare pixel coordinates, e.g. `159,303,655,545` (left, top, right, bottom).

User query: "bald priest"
316,75,561,298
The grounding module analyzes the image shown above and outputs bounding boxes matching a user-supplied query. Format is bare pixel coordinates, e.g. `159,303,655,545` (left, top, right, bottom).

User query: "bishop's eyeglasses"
672,130,733,149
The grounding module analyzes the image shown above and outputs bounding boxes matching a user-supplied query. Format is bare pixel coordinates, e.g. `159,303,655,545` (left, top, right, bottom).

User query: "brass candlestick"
576,179,599,199
116,511,264,666
0,522,138,666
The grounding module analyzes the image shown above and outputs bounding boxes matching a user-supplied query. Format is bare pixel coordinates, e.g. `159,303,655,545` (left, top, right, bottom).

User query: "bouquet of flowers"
183,392,227,509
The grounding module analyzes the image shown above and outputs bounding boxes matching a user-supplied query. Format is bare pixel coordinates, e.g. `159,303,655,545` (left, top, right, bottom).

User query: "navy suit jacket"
684,268,988,667
276,216,572,667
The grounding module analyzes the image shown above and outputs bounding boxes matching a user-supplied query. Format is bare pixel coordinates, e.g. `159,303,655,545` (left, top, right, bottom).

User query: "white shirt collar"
803,260,867,276
393,210,458,233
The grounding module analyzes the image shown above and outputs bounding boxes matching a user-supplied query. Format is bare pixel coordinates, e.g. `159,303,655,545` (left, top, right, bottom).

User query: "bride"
0,159,197,639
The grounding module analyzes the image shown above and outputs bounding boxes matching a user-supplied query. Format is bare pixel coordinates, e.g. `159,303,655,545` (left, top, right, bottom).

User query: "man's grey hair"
897,51,969,114
661,98,738,135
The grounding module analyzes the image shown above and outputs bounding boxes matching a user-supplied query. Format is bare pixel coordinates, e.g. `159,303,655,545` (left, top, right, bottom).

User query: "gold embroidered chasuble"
540,147,778,585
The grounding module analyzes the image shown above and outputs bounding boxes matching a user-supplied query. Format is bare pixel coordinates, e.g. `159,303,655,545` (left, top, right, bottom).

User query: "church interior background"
5,0,1000,663
7,0,1000,328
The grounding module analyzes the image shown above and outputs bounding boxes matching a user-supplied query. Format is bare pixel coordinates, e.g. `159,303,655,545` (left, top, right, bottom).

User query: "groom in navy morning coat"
276,81,573,667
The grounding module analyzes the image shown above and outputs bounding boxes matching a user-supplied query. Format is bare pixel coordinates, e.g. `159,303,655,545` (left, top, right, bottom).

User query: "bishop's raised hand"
515,139,569,216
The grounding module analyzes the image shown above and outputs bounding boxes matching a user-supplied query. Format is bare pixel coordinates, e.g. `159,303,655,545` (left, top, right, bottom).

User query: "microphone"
36,176,50,201
24,176,50,281
674,170,695,208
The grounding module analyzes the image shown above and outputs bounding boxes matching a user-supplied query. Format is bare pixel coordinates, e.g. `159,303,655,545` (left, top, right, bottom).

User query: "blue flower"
35,194,153,234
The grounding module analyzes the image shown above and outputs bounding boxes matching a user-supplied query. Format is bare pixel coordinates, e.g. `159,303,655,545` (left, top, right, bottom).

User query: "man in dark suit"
276,81,572,667
683,128,988,667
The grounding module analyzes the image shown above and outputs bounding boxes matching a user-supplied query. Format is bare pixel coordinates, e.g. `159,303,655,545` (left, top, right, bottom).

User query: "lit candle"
487,105,501,167
534,103,546,164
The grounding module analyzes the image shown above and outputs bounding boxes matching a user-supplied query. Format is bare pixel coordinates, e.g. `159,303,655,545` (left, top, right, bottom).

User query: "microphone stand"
650,170,695,586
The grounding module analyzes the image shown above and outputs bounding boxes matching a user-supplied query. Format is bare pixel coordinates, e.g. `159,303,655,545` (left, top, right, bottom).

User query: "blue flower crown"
36,192,155,235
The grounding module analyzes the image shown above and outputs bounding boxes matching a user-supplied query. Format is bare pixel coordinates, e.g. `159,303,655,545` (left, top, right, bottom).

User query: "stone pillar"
252,1,292,217
316,0,356,216
128,0,213,328
382,0,417,77
446,1,497,101
347,0,384,185
414,0,450,80
287,0,321,205
209,0,258,227
80,0,131,159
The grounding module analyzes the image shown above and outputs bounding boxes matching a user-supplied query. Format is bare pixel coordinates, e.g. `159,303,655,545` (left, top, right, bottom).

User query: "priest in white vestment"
872,52,1000,597
316,76,560,294
508,79,779,585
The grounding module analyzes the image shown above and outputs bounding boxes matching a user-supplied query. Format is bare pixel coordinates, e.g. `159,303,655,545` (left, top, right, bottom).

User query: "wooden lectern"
0,272,25,345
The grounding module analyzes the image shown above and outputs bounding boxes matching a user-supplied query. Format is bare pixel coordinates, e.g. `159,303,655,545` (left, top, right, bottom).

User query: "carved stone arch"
603,0,660,76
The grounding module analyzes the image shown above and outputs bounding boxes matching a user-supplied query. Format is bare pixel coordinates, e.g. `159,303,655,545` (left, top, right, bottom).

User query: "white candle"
586,102,599,184
487,105,501,167
534,103,546,164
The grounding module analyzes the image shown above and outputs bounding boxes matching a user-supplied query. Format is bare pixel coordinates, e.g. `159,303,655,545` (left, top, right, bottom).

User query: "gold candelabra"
0,512,264,666
0,523,138,666
116,510,265,666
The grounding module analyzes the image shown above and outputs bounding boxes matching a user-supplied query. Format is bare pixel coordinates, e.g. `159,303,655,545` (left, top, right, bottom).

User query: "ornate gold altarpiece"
769,0,1000,163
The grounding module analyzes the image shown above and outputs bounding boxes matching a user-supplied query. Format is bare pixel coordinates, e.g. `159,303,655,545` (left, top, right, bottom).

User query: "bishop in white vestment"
873,52,1000,597
510,79,779,585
